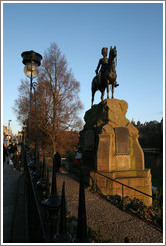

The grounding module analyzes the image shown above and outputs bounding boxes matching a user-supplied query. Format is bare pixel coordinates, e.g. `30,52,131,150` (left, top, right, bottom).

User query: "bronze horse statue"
91,46,118,106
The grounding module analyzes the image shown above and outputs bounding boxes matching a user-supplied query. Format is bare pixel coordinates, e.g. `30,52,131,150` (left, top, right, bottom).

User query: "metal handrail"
93,171,162,204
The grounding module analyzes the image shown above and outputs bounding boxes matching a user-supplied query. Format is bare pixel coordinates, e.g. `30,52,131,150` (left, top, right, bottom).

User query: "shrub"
152,188,163,211
102,194,162,228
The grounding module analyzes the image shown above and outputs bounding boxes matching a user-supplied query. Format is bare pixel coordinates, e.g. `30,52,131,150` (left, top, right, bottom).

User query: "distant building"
3,126,8,141
131,118,135,126
3,125,12,144
18,131,23,142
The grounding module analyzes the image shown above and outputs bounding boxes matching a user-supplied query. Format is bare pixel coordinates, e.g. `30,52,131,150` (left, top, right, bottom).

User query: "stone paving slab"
11,173,28,243
55,172,163,243
3,160,28,243
3,162,21,243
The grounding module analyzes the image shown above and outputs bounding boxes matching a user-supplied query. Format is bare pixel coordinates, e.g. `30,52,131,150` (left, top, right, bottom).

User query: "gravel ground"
53,171,163,243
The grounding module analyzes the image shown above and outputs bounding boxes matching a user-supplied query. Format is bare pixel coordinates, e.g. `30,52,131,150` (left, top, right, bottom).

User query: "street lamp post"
21,50,42,147
33,82,39,166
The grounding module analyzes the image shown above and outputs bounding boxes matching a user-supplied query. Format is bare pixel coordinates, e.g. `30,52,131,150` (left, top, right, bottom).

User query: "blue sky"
2,1,164,134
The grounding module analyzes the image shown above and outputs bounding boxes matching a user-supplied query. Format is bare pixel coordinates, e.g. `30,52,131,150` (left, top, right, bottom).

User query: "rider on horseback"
95,47,108,86
95,47,119,87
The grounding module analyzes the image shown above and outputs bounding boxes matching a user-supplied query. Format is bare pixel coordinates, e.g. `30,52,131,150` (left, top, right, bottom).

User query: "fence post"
122,184,124,209
124,237,129,243
37,154,47,198
46,167,50,198
94,172,96,192
42,157,61,239
75,171,91,243
53,181,72,243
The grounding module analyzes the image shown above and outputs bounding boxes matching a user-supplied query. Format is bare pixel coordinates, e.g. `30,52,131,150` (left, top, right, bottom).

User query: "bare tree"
14,79,29,123
14,42,83,154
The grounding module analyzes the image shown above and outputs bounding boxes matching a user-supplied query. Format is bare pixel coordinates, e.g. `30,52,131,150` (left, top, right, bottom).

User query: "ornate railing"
23,146,49,242
21,144,91,243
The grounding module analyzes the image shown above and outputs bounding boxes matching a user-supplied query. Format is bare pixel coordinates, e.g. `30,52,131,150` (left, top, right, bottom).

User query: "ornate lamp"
21,50,42,146
21,50,42,78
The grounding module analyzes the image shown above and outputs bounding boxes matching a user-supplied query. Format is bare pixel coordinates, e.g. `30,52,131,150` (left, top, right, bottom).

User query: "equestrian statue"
91,46,119,107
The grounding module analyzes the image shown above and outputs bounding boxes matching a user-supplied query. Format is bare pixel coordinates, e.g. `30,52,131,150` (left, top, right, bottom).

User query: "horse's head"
109,46,117,59
107,46,117,73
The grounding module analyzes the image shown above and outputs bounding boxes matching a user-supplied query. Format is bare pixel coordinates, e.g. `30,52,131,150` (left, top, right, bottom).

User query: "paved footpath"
3,161,28,243
56,171,163,243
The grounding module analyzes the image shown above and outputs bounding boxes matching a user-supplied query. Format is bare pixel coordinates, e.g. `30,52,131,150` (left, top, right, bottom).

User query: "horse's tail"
91,75,98,92
91,75,98,107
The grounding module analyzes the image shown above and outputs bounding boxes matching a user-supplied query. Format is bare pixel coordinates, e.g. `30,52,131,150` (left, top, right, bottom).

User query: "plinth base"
90,169,152,206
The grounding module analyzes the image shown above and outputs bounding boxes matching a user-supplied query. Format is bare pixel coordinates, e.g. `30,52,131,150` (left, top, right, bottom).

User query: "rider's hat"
101,47,108,56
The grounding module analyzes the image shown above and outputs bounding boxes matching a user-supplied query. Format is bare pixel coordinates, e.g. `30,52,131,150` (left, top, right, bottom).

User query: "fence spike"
51,156,57,196
59,181,66,235
46,167,50,197
76,170,91,243
42,153,46,178
42,157,61,239
124,237,129,243
53,181,72,243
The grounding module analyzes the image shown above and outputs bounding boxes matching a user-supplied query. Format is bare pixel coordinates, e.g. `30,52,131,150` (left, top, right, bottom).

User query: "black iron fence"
24,146,50,242
21,144,90,243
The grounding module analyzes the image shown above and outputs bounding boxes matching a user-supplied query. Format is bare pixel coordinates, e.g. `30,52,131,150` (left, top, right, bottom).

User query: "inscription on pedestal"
115,127,129,155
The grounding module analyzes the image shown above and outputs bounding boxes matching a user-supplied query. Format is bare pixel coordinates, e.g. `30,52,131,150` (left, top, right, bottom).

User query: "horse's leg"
91,90,95,107
91,77,97,107
101,89,105,101
107,80,109,99
112,83,114,99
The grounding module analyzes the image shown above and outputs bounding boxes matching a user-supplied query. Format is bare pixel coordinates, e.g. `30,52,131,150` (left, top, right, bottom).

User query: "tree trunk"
52,141,57,155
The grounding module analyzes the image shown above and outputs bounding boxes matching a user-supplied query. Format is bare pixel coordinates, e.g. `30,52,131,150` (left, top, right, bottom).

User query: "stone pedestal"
80,99,152,206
